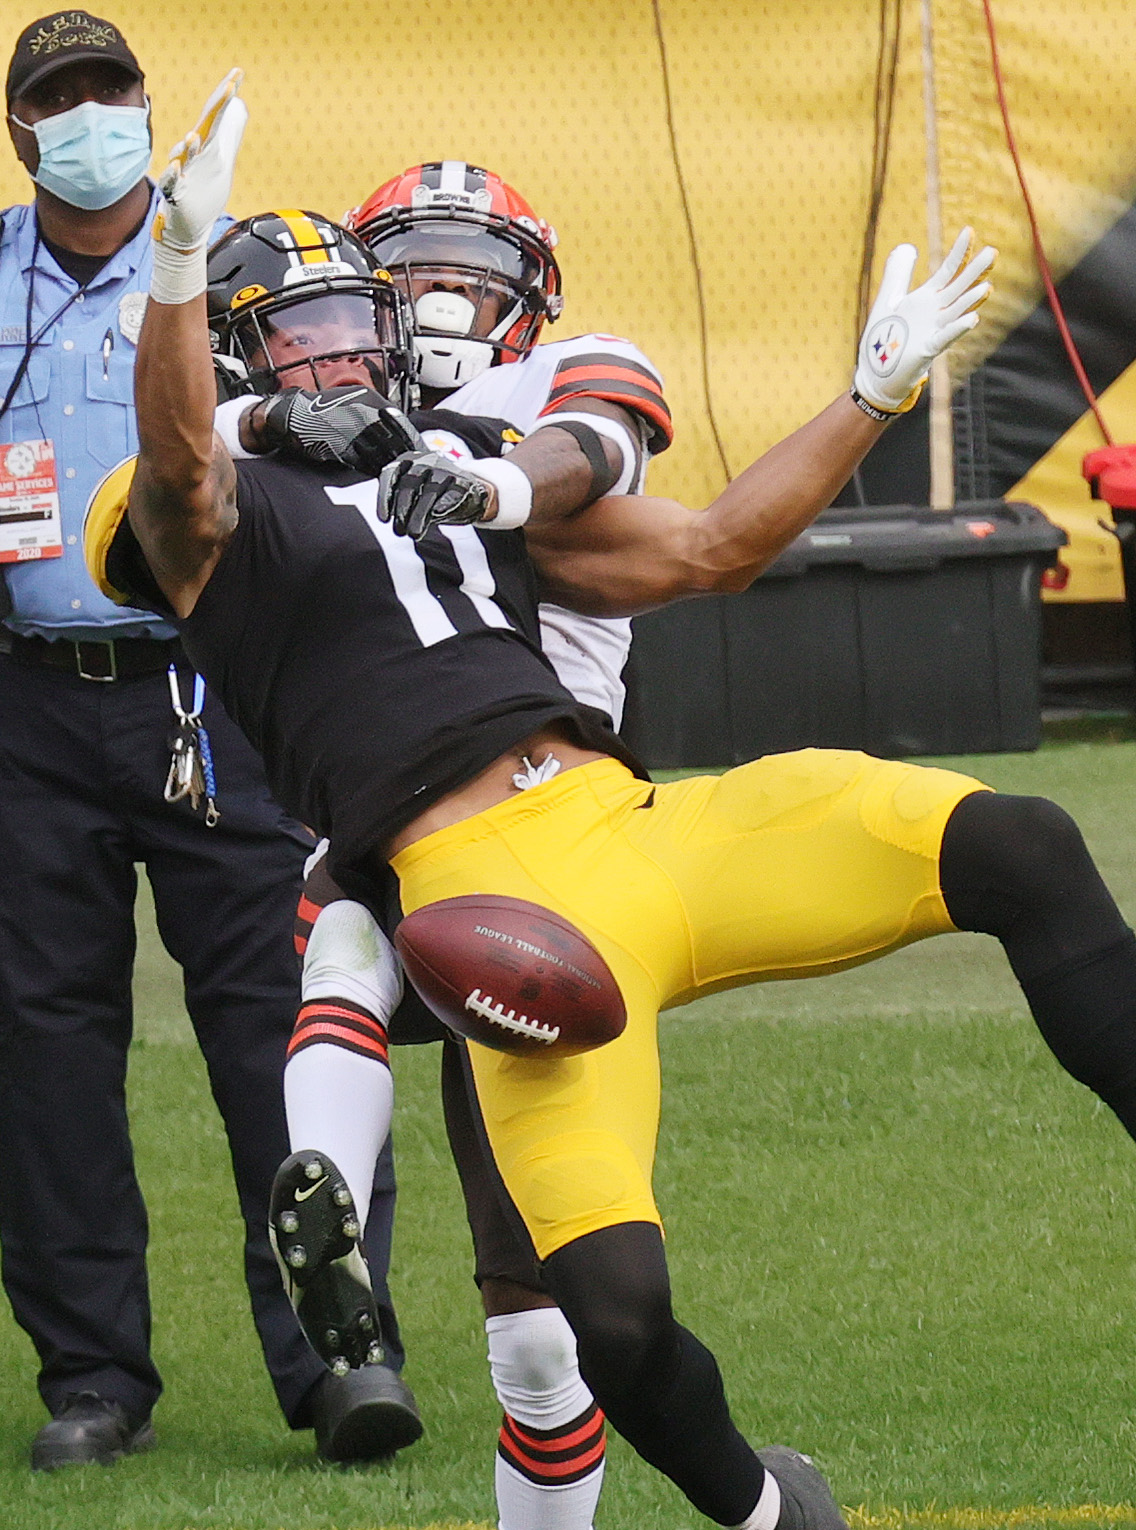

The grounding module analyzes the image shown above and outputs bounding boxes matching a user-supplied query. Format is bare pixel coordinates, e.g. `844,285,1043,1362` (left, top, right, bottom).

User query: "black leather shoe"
31,1393,155,1471
312,1365,423,1463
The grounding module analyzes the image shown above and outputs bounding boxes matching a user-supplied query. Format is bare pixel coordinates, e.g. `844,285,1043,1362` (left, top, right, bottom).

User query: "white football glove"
852,228,996,418
150,69,248,305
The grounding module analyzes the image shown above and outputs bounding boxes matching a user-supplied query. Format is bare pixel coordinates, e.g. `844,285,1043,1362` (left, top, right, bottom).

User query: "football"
394,894,626,1057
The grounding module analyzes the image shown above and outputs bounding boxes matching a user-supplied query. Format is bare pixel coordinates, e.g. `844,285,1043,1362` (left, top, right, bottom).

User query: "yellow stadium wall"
5,0,1136,598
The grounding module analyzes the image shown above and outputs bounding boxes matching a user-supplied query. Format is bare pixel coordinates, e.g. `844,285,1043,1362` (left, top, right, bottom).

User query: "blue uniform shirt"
0,191,229,640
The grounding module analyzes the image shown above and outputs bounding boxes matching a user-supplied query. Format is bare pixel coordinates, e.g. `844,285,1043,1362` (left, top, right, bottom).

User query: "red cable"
980,0,1113,444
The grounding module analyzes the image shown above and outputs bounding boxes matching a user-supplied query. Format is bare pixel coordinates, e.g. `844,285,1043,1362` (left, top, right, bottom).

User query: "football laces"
464,988,560,1045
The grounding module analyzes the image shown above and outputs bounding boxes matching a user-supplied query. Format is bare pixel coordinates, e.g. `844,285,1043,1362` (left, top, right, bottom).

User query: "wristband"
465,457,533,529
849,388,897,423
149,238,208,305
213,396,263,459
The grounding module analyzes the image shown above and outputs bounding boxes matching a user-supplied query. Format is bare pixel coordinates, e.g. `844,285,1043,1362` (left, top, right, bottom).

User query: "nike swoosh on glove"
261,387,425,472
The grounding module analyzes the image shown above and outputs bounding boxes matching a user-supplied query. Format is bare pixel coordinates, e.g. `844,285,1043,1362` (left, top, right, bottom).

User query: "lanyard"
0,224,102,426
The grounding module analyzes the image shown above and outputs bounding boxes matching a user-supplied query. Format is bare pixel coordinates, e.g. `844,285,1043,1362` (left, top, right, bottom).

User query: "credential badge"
118,291,148,346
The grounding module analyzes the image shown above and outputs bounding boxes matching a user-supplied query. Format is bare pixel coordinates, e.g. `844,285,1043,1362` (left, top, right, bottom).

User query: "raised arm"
529,230,996,615
526,392,881,614
128,72,247,617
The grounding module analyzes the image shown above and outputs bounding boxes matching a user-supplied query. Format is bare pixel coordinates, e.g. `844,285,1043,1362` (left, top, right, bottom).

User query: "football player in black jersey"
203,191,663,1514
100,80,1136,1529
197,205,629,1486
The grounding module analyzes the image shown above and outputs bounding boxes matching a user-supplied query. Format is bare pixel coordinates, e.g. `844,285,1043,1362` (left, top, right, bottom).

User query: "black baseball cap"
6,12,143,108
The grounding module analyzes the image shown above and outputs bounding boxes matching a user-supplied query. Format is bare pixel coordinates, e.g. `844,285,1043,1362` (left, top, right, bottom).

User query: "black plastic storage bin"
620,500,1065,768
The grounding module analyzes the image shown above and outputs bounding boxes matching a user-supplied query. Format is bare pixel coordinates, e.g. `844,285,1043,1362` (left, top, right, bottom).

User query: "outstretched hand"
377,453,494,540
150,69,247,307
854,228,996,416
155,68,247,254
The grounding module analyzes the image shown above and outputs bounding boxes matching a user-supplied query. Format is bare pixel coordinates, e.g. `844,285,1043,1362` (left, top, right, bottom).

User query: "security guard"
0,12,416,1468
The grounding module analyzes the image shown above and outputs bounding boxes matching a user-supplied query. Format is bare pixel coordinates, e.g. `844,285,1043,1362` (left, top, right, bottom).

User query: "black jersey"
102,407,522,621
176,453,642,878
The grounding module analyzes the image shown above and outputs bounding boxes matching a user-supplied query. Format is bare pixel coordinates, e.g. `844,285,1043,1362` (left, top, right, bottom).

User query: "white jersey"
428,333,672,729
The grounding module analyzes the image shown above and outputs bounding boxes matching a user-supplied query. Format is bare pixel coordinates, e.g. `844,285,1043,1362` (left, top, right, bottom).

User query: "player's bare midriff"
384,725,610,860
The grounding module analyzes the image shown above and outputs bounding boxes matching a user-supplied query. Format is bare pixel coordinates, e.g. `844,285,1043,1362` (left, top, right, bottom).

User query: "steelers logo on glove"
853,228,996,419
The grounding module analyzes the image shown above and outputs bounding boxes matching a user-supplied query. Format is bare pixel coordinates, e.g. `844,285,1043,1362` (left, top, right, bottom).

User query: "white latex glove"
852,228,996,417
150,69,247,304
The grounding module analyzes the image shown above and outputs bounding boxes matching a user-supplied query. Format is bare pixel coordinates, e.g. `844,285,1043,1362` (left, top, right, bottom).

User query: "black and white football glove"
377,452,493,540
260,386,424,473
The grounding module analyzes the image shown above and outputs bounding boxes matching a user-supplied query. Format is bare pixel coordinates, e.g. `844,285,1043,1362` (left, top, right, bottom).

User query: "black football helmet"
206,210,417,408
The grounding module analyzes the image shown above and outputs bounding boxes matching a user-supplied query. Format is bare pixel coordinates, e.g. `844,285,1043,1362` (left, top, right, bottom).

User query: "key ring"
164,665,221,825
163,665,195,804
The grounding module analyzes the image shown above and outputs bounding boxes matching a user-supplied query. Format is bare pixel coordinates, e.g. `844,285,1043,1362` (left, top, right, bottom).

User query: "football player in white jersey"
216,164,673,1529
349,160,674,729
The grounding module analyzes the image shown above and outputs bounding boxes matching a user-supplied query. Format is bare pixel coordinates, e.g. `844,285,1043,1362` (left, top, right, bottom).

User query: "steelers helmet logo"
865,316,907,377
231,283,269,308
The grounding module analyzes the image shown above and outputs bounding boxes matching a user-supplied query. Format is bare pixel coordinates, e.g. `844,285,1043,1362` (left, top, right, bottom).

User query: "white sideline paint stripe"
354,1513,1136,1530
849,1507,1136,1527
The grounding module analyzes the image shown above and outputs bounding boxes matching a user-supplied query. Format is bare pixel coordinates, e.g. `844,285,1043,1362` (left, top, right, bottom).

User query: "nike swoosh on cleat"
294,1175,329,1202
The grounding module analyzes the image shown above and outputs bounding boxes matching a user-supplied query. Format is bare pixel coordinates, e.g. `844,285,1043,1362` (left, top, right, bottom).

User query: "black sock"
544,1223,766,1526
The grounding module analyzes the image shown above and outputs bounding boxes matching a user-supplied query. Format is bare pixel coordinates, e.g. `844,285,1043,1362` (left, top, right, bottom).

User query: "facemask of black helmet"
205,211,418,409
219,281,415,404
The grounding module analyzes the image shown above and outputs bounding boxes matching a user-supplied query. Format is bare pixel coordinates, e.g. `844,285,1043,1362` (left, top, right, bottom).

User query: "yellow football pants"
391,750,989,1259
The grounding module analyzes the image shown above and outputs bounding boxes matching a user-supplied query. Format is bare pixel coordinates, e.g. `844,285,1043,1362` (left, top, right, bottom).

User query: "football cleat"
757,1445,851,1530
269,1150,384,1374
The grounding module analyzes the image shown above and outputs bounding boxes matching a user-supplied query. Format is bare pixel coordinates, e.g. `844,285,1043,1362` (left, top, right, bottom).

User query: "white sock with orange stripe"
283,900,402,1228
487,1308,605,1530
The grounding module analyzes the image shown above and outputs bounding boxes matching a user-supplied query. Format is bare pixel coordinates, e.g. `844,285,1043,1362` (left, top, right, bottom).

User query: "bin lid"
762,499,1066,578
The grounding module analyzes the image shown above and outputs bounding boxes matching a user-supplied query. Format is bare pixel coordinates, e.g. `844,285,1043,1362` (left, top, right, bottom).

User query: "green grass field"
6,724,1136,1529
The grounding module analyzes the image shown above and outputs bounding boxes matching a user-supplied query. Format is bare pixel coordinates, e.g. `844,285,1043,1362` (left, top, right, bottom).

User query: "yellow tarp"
6,1,1136,595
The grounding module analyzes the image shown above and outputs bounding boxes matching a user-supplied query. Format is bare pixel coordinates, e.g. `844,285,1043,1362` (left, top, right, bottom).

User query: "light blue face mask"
11,98,152,212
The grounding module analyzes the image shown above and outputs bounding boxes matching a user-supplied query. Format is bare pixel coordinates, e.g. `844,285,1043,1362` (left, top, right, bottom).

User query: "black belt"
6,632,182,682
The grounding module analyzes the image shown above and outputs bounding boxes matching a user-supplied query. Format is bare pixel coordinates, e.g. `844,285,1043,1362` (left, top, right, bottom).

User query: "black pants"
0,649,400,1427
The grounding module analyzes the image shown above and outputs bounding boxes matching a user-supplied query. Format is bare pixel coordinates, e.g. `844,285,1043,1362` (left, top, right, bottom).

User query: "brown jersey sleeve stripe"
550,354,664,391
540,377,674,446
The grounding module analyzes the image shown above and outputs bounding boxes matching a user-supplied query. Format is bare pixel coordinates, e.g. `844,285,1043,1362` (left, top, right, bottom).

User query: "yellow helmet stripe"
275,209,331,264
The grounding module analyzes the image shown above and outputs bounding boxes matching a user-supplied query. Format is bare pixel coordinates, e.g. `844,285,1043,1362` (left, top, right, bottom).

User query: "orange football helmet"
349,162,563,390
